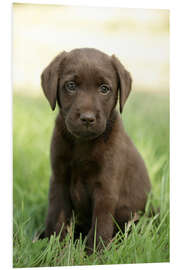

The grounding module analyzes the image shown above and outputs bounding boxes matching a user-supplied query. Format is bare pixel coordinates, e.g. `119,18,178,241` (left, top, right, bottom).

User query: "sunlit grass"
13,90,169,267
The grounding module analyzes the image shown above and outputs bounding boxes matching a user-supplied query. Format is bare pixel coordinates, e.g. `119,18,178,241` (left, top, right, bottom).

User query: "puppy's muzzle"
80,112,96,127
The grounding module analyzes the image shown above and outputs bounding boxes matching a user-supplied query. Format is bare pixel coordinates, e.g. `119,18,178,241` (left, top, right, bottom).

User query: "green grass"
13,90,169,267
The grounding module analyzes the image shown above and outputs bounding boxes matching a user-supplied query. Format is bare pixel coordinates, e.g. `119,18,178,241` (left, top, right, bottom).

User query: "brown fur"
41,48,151,254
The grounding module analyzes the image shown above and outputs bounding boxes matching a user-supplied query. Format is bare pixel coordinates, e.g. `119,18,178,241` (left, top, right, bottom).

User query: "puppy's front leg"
45,173,72,240
86,186,118,254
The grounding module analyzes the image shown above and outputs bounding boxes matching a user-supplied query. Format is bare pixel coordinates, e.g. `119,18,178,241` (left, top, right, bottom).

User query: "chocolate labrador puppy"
41,48,151,253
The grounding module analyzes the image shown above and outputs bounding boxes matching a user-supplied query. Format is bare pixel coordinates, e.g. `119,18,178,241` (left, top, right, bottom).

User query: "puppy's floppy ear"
41,51,67,110
111,55,132,113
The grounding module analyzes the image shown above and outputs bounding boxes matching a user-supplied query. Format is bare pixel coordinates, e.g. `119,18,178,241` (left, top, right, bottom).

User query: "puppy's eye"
65,81,77,93
99,84,111,95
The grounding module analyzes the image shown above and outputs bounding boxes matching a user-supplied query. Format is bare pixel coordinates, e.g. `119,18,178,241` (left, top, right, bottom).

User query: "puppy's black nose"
80,112,96,126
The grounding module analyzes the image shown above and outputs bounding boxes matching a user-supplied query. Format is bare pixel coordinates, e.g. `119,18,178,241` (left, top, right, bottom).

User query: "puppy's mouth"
65,121,105,140
68,128,102,140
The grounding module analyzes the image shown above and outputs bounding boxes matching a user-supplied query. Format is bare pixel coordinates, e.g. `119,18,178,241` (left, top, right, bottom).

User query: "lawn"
13,90,169,267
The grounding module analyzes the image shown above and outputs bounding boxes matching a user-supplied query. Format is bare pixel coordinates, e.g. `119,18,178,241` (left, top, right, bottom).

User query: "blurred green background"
13,3,169,94
13,3,169,267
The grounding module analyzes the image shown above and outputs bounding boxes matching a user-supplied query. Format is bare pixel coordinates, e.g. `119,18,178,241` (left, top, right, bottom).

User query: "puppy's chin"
68,128,103,141
65,122,105,141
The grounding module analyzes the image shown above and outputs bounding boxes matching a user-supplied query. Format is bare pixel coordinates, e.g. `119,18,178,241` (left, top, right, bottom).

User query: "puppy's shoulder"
109,112,139,156
50,113,73,157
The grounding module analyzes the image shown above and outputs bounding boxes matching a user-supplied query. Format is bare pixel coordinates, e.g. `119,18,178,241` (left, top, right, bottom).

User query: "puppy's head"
41,48,132,140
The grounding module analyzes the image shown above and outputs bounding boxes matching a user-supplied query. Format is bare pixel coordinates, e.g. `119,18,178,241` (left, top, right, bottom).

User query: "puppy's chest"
69,154,100,217
70,143,101,177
